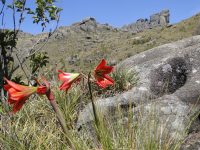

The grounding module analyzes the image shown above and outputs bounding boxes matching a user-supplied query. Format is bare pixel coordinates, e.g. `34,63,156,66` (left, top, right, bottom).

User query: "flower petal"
9,88,35,101
59,80,71,91
12,98,26,113
94,59,114,88
104,74,114,83
4,77,29,91
37,86,47,94
95,59,106,70
7,87,18,96
4,84,11,91
58,70,72,81
58,70,81,91
96,78,113,88
98,66,113,74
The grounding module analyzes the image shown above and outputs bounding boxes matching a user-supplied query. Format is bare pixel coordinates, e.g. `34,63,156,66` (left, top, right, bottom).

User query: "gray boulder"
77,35,200,145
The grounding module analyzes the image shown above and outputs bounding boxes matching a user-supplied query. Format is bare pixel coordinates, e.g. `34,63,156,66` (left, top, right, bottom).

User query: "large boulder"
77,35,200,147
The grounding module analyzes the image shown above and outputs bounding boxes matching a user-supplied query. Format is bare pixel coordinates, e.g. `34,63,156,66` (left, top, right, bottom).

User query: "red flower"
94,59,114,88
4,77,53,113
58,70,81,91
36,77,54,101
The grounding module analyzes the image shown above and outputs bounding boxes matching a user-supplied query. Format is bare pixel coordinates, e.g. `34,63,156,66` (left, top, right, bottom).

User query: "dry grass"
0,70,192,150
0,91,186,150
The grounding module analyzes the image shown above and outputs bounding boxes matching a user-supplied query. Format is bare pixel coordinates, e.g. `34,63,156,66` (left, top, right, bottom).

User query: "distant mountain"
16,11,200,74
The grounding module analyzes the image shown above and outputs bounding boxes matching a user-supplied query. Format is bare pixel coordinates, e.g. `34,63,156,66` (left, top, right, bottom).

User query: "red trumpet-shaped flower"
58,70,81,91
94,59,114,88
4,77,53,113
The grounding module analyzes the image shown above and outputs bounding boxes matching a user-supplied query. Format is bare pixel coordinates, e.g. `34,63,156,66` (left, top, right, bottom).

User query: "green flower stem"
87,72,99,126
49,99,75,149
88,73,102,148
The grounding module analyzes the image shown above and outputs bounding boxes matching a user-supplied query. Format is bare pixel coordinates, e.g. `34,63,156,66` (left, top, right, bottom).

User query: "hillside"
2,10,200,150
16,11,200,74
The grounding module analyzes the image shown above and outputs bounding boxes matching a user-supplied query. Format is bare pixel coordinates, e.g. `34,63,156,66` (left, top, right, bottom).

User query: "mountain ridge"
16,11,200,74
19,9,170,38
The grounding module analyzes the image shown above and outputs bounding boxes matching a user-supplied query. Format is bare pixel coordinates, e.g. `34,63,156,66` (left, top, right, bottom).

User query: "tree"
0,0,61,105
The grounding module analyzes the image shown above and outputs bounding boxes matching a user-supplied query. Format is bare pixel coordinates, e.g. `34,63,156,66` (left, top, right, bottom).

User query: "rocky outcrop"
20,10,170,42
181,132,200,150
71,17,114,32
43,17,117,41
71,17,115,33
77,35,200,148
56,17,115,35
122,10,170,33
52,10,170,39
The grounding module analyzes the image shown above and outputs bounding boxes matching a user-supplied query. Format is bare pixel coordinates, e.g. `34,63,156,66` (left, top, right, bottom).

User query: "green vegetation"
1,68,196,149
0,86,186,150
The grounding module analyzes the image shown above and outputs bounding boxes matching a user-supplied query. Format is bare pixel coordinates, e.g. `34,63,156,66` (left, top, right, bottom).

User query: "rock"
79,17,97,32
133,95,198,139
180,132,200,150
77,35,200,144
150,57,189,96
70,17,115,33
161,9,170,24
54,30,64,39
44,17,116,42
180,114,200,150
122,9,170,33
150,10,170,27
67,54,80,65
109,59,117,66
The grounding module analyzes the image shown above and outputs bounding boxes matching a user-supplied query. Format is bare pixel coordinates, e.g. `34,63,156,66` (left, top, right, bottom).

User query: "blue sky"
2,0,200,34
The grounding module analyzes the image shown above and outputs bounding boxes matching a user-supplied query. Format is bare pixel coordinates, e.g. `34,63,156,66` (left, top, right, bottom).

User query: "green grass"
0,90,187,150
0,70,194,150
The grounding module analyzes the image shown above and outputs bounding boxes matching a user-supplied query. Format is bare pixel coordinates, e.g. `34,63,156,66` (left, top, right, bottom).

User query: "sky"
1,0,200,34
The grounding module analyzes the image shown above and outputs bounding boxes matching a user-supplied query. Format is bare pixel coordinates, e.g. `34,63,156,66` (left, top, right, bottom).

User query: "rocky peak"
70,17,115,33
122,9,170,33
49,17,116,40
32,10,170,41
79,17,97,25
150,9,170,27
74,17,98,32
